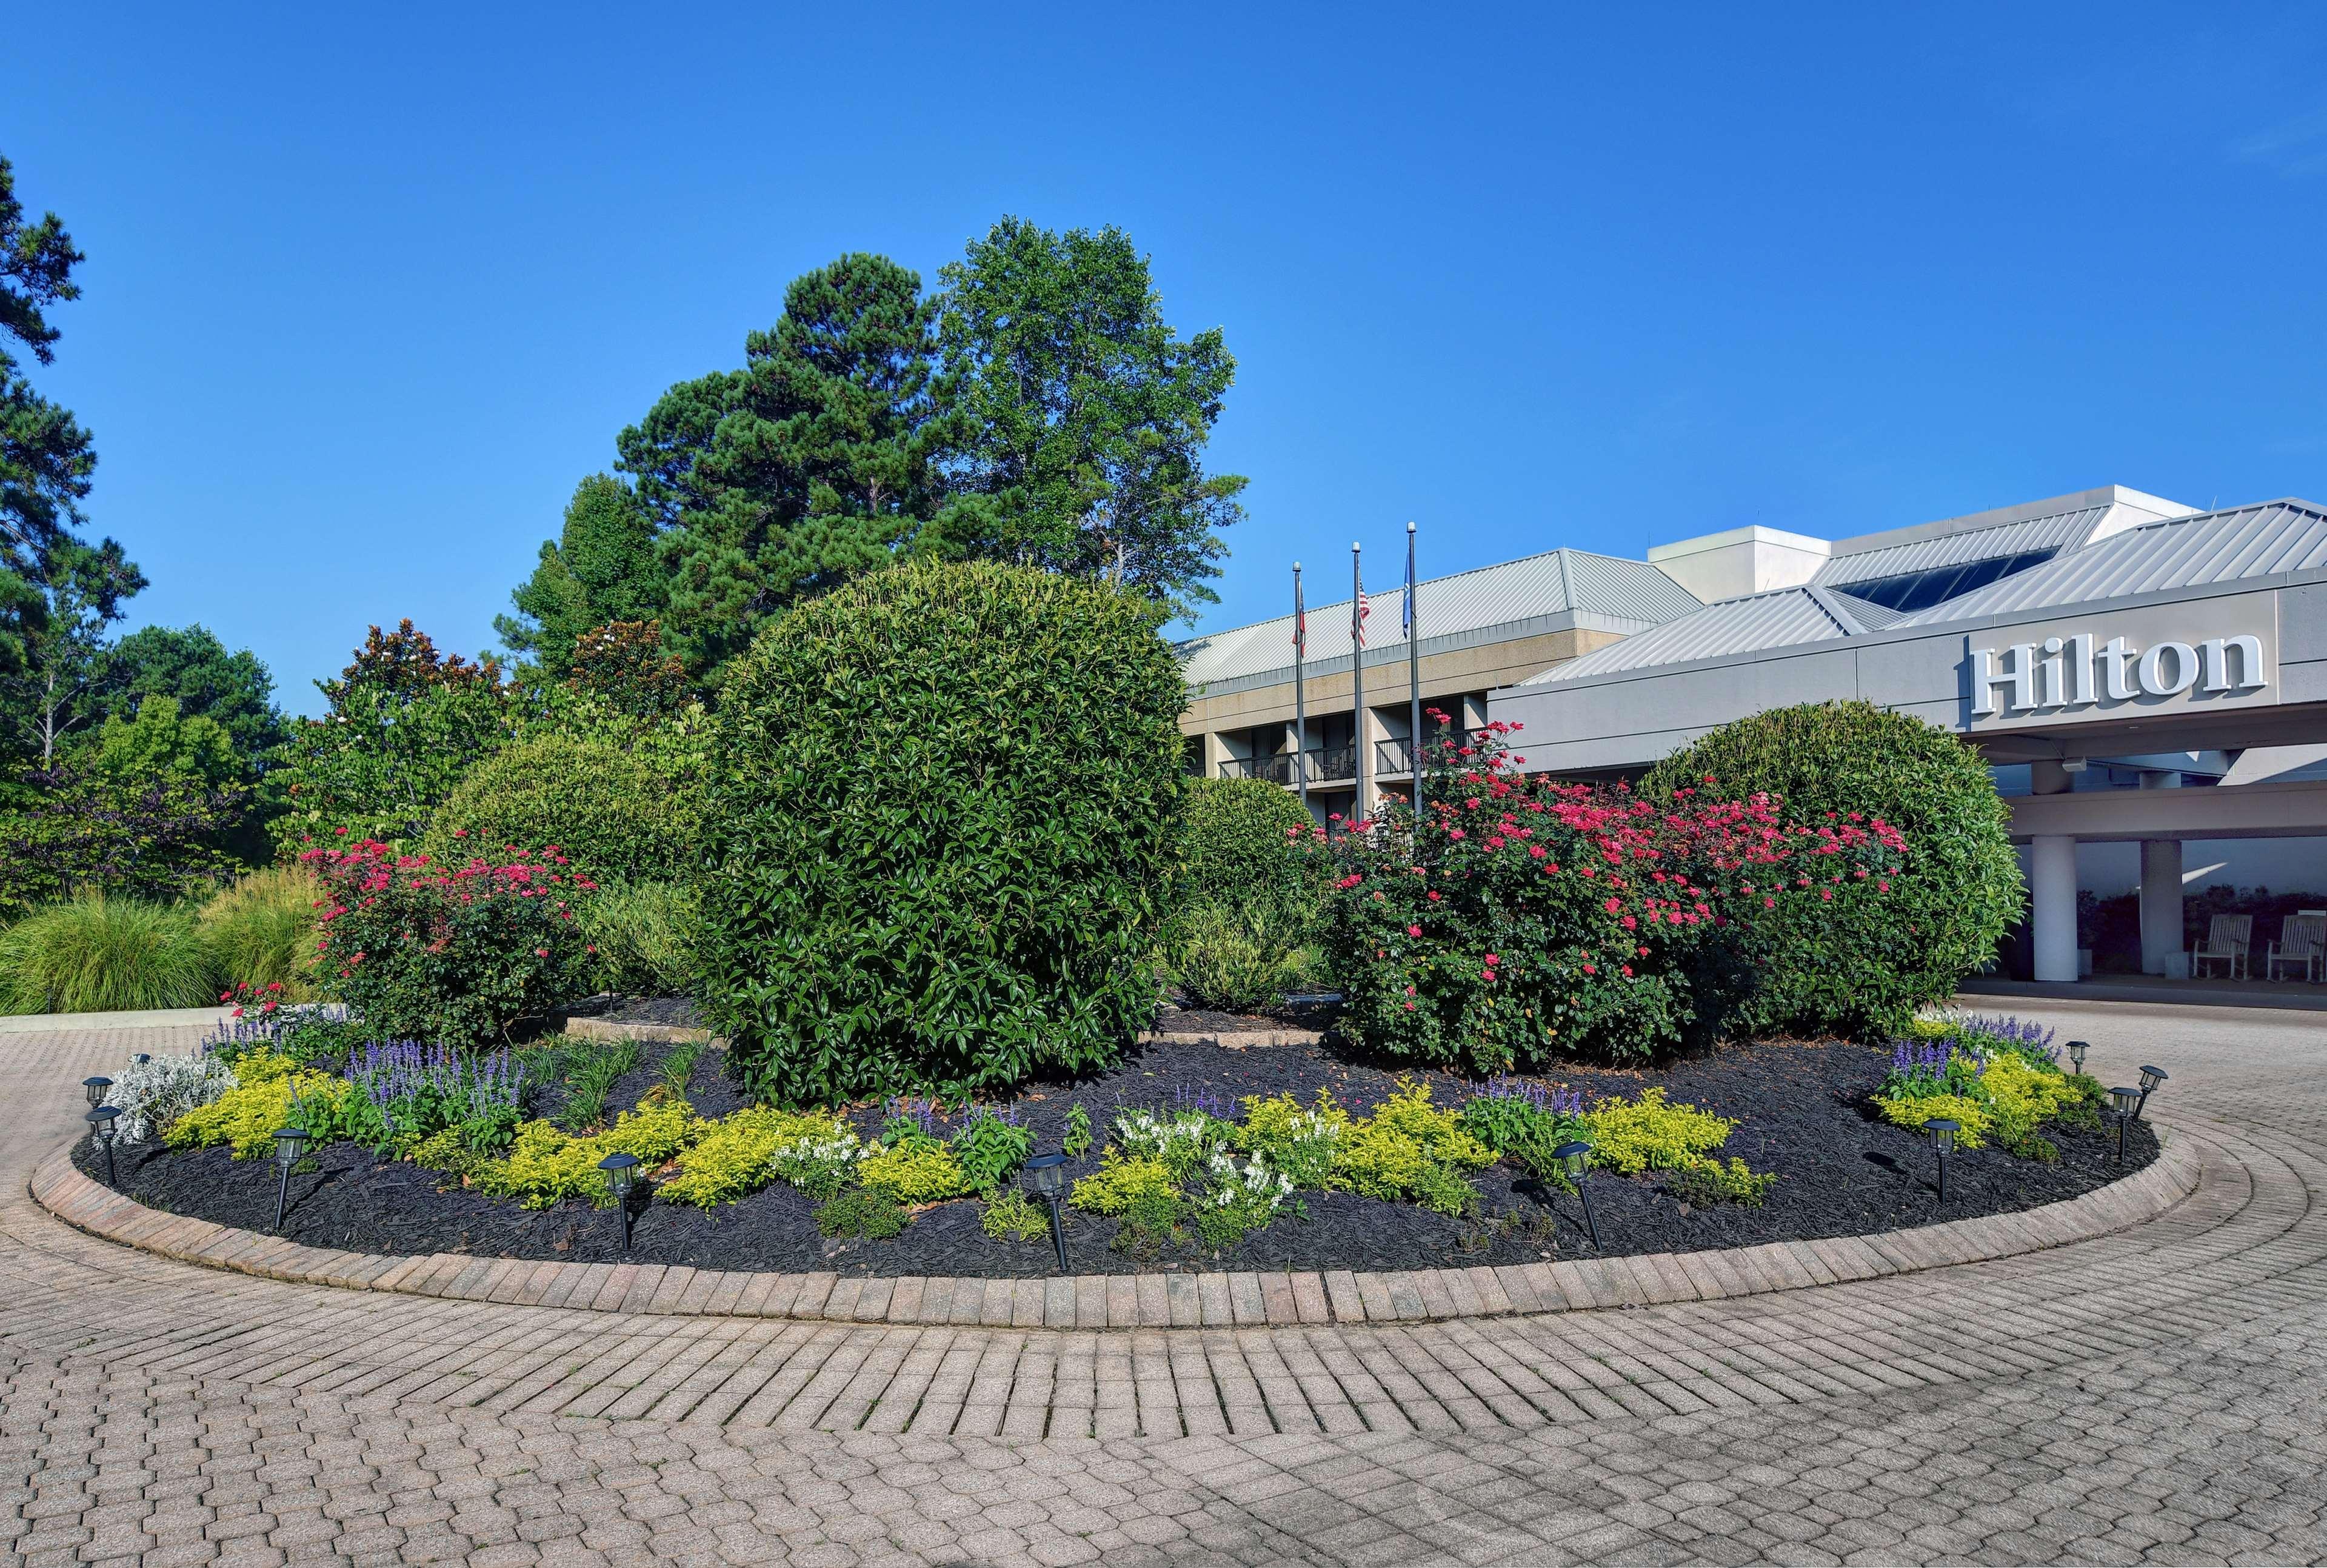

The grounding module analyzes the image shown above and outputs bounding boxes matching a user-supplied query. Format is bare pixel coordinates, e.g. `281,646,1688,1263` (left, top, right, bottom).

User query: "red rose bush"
303,838,598,1046
1309,715,1908,1069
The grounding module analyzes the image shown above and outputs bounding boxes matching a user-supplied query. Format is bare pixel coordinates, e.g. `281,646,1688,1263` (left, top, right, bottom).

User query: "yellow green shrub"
1871,1092,1991,1149
164,1050,347,1159
1981,1055,2085,1149
1580,1087,1737,1175
858,1141,970,1206
1329,1083,1492,1212
1069,1152,1178,1216
1235,1091,1348,1189
661,1107,842,1209
479,1098,703,1209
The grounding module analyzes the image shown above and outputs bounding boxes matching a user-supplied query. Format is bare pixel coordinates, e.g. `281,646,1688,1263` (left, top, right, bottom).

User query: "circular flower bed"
75,1012,2158,1279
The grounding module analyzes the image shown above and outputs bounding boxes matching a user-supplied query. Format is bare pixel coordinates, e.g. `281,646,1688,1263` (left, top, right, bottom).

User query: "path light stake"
1024,1152,1070,1273
85,1106,120,1186
1551,1139,1601,1250
2066,1041,2088,1076
2135,1065,2168,1120
270,1126,310,1231
82,1076,112,1109
2108,1087,2140,1164
598,1152,639,1251
1923,1118,1959,1203
132,1053,150,1067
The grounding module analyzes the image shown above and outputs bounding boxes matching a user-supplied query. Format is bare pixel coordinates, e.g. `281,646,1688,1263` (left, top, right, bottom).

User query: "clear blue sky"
11,4,2327,714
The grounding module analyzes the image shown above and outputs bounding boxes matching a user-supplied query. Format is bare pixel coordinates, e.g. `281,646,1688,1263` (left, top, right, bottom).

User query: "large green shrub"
0,895,219,1015
1640,700,2021,1040
701,559,1185,1103
424,730,701,886
1178,776,1316,908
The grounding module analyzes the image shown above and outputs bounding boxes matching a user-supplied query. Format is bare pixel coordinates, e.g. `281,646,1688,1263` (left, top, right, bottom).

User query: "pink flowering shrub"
1308,716,1908,1069
302,839,599,1046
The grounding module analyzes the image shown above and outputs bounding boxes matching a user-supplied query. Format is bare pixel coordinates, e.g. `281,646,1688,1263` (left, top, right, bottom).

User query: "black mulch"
76,1033,2162,1279
560,995,706,1030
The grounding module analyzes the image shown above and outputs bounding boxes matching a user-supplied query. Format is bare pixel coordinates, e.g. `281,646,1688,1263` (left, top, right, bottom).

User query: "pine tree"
498,474,665,678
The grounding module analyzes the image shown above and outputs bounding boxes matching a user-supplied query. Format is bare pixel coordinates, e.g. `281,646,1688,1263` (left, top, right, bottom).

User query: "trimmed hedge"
701,559,1186,1103
424,732,699,887
1640,700,2021,1040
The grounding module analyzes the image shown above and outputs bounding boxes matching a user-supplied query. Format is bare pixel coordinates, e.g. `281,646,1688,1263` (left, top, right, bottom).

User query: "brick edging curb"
30,1129,2202,1329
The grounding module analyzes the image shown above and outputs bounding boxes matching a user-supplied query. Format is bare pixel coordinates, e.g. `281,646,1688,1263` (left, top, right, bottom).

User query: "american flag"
1354,578,1371,648
1292,568,1306,653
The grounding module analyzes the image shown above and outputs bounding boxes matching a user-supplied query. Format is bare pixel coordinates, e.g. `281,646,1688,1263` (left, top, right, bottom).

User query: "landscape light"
1923,1117,1960,1203
1549,1139,1601,1250
85,1106,121,1186
270,1126,311,1230
82,1076,112,1109
2135,1065,2168,1119
132,1053,150,1067
598,1152,639,1251
2108,1087,2141,1164
2066,1041,2088,1075
1023,1152,1070,1272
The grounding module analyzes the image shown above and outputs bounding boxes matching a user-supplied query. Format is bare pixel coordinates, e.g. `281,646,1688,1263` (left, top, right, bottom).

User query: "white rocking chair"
2265,914,2326,983
2190,913,2252,980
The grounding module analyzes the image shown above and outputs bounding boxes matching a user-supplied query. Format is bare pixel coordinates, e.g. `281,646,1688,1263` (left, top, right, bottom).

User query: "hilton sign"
1970,626,2271,719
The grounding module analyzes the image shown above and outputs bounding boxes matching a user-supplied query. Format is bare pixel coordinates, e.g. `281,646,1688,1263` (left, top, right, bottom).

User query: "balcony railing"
1218,748,1359,785
1375,729,1472,776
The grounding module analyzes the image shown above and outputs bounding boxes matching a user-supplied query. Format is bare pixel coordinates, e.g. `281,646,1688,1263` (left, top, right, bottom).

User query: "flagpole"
1406,521,1422,823
1352,542,1368,825
1292,563,1309,819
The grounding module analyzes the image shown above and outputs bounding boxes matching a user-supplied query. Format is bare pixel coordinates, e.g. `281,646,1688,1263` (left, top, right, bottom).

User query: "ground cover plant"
698,558,1187,1104
1872,1012,2105,1160
1310,713,1909,1070
87,1024,2157,1279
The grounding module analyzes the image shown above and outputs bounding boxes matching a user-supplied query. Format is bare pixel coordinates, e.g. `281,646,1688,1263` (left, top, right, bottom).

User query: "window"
1838,549,2060,613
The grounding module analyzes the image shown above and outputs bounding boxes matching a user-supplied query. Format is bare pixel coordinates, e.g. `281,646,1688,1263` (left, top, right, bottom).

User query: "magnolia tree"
1306,713,1909,1069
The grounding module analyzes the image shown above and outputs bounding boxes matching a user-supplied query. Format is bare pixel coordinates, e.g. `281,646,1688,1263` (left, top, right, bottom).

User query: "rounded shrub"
424,732,699,887
1640,699,2021,1040
1178,777,1316,909
700,558,1186,1104
0,894,219,1015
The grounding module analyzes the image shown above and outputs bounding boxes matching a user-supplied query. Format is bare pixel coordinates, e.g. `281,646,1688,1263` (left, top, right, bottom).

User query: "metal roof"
1812,505,2109,588
1519,584,1897,684
1896,499,2327,625
1177,548,1702,695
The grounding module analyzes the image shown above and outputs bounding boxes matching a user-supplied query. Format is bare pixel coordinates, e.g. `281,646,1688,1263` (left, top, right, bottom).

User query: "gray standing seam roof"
1519,585,1899,684
1812,505,2111,588
1893,499,2327,624
1176,547,1702,694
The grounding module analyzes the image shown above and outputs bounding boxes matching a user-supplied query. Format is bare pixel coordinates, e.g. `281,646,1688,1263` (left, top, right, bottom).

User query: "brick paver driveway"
4,1003,2322,1566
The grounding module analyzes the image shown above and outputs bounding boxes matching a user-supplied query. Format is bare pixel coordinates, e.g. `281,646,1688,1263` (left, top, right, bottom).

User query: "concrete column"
2029,835,2080,983
2140,838,2185,976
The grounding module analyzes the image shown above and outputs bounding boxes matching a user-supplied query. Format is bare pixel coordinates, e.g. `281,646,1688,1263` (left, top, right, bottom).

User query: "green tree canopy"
83,694,242,787
100,624,284,770
632,253,966,676
935,217,1246,620
497,475,666,679
4,535,145,767
0,155,99,680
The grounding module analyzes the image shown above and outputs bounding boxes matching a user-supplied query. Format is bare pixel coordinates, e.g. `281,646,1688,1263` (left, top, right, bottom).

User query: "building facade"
1179,485,2327,986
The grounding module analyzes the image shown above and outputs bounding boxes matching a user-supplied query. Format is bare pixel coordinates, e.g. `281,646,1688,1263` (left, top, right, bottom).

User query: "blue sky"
11,4,2327,713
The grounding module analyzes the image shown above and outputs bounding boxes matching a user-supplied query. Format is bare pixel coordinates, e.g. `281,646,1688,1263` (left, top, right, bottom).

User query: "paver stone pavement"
3,999,2323,1565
